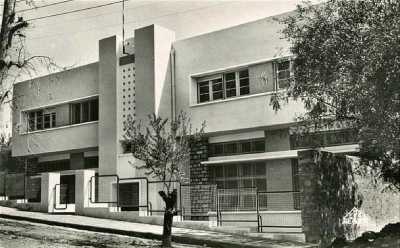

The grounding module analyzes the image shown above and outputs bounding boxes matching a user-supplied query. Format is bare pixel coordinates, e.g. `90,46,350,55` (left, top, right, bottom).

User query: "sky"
1,0,322,136
18,0,320,69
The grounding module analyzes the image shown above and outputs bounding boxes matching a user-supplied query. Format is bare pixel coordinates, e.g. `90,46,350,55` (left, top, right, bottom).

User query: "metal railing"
256,190,302,231
215,188,302,232
216,187,260,227
87,175,302,232
89,174,120,206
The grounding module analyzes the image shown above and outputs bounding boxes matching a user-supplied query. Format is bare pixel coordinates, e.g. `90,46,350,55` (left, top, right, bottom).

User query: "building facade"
8,14,358,240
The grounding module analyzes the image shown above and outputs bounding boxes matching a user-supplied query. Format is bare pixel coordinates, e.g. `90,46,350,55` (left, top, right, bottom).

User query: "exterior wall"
12,63,99,157
135,25,155,123
12,122,98,157
98,36,119,176
189,95,304,134
118,56,135,139
172,15,301,133
249,62,275,94
266,129,290,152
135,25,175,122
266,159,293,191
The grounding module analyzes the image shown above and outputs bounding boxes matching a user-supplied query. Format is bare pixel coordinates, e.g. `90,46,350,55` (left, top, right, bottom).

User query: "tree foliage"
123,112,204,247
0,0,56,106
273,0,400,189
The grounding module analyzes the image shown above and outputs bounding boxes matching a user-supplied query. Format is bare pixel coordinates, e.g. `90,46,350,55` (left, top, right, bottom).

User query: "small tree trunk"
159,189,177,248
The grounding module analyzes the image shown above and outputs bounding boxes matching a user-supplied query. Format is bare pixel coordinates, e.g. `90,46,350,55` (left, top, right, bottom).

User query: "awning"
201,144,359,165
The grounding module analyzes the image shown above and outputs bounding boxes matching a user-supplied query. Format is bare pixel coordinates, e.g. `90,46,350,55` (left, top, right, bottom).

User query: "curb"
0,213,299,248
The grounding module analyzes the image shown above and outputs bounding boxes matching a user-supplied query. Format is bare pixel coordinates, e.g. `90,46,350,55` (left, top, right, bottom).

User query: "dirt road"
0,218,204,247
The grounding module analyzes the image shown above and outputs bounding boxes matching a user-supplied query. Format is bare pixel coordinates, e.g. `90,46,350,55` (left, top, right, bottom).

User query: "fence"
0,172,41,202
215,188,302,231
87,174,302,231
26,175,41,202
180,183,217,220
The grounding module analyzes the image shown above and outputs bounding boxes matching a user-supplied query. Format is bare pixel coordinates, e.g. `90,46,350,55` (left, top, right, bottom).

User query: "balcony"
12,121,98,157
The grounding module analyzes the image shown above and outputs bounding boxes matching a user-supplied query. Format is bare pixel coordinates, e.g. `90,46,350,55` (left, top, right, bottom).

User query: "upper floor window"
70,98,98,125
197,68,249,103
275,59,292,90
27,109,56,132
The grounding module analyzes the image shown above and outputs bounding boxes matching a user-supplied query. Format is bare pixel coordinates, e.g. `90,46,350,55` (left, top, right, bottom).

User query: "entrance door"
119,182,139,211
60,175,75,204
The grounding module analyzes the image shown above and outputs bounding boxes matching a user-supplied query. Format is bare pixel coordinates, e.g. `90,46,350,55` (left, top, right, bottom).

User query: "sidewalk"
0,206,317,248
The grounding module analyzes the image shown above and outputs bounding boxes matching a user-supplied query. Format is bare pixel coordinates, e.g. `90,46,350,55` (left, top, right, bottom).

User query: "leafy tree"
123,113,204,248
272,0,400,190
0,0,56,105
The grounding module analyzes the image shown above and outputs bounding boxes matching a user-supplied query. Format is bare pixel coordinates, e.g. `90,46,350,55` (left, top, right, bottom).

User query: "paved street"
0,218,204,248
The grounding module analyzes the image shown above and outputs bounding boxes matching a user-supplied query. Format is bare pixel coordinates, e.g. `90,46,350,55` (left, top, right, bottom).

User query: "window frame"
275,59,292,90
69,98,99,125
209,138,266,157
197,68,250,103
26,109,56,132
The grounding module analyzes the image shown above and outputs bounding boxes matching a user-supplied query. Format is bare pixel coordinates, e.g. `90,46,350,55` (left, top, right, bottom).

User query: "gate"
257,190,302,231
179,183,217,220
216,187,260,228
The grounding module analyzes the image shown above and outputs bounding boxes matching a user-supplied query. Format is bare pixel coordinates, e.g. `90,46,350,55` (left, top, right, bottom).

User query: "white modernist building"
7,14,359,242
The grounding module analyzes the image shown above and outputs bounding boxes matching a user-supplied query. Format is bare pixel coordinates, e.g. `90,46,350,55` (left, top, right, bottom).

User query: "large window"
70,98,98,125
275,59,292,90
209,138,265,157
27,109,56,132
197,68,250,103
209,163,267,190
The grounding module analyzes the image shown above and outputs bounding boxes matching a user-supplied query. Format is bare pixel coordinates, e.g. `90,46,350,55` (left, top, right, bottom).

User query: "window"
36,111,43,130
197,68,249,103
209,138,265,157
70,98,99,125
239,69,249,95
198,81,210,103
224,72,236,98
212,78,223,100
27,110,56,132
44,114,51,129
290,129,358,149
28,112,36,131
276,60,291,89
209,163,267,190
